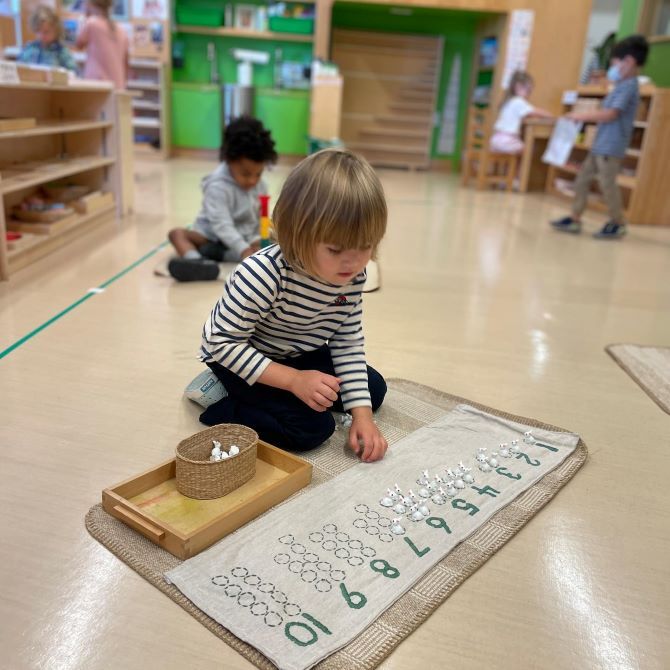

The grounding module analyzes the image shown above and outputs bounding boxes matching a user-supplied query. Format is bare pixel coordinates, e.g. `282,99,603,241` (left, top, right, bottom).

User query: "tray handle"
113,505,165,542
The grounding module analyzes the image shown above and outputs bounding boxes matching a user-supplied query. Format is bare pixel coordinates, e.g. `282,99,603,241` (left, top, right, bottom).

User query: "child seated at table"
490,71,553,154
18,6,77,72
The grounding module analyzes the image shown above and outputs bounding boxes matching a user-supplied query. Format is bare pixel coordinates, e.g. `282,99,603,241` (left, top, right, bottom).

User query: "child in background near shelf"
18,6,78,72
195,149,389,461
489,71,553,154
76,0,129,90
167,116,278,282
551,35,649,239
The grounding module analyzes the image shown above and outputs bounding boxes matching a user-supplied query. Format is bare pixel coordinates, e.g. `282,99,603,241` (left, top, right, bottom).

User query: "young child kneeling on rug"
194,149,388,461
167,116,278,282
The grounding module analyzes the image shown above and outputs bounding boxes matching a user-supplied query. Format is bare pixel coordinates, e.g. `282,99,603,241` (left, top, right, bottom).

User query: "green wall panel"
645,41,670,87
171,83,222,149
254,89,310,154
618,0,670,88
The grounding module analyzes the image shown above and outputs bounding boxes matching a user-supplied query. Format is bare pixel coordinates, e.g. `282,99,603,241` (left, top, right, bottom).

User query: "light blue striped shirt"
592,77,639,158
200,244,371,410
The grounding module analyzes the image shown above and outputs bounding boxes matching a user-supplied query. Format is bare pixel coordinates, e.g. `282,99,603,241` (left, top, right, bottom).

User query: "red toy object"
6,232,22,241
259,194,272,248
259,194,270,217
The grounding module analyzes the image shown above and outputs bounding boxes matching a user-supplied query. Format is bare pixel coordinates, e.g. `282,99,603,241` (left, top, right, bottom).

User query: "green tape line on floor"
0,240,169,361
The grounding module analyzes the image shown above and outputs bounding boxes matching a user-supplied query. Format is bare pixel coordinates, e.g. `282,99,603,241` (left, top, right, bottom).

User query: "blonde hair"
501,70,534,109
273,149,387,275
30,6,61,39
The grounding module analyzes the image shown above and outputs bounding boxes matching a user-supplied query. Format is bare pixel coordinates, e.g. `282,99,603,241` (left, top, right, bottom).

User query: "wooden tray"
102,441,312,559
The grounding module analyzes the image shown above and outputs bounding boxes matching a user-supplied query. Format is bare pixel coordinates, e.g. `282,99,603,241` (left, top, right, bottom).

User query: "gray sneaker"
184,370,227,408
550,216,582,233
593,221,627,239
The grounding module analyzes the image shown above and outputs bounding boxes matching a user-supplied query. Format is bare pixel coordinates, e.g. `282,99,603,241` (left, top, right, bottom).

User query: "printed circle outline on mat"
361,546,376,558
335,531,350,543
316,561,332,573
330,569,346,582
264,611,283,628
291,543,306,555
315,579,333,593
348,539,363,550
225,583,242,598
283,602,302,617
335,547,351,560
274,553,291,565
301,569,317,583
258,582,275,594
377,517,391,528
353,518,367,529
243,574,261,587
251,601,269,617
211,575,229,587
379,533,394,543
322,539,337,551
347,555,365,567
289,560,304,574
278,534,295,545
303,552,319,563
365,525,380,536
309,531,324,544
237,591,256,608
271,590,288,604
354,503,369,514
365,510,380,520
232,566,249,578
323,523,338,534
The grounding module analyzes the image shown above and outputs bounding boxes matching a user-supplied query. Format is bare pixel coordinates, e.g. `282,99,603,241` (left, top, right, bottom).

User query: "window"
640,0,670,38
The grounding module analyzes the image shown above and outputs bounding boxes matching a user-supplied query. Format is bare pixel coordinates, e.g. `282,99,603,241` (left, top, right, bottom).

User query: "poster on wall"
132,0,167,20
60,0,86,11
130,18,166,60
501,9,534,89
437,53,461,155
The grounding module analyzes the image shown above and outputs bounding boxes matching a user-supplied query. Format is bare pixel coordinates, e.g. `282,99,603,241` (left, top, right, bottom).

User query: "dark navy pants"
200,346,387,453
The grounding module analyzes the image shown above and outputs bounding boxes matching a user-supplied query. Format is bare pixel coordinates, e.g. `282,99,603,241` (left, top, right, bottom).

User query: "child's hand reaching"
289,370,340,412
349,407,388,462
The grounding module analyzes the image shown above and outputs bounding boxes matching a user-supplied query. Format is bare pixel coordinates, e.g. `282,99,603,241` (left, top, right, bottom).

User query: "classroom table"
518,118,555,192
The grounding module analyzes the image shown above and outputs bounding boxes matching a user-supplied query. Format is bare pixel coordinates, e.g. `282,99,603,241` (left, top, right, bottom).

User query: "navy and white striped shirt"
200,244,371,410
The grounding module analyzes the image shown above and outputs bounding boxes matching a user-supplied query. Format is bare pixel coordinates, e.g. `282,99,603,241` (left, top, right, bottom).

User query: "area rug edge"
605,344,670,415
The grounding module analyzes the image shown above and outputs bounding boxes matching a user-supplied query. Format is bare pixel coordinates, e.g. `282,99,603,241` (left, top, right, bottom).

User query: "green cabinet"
254,89,310,155
171,83,222,149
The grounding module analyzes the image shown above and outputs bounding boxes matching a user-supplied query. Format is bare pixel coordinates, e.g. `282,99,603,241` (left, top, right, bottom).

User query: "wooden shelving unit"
0,80,123,279
128,58,170,158
546,84,670,225
175,24,313,44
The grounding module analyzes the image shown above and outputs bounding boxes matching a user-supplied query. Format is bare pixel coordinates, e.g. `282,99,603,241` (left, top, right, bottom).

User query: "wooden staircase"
332,29,443,170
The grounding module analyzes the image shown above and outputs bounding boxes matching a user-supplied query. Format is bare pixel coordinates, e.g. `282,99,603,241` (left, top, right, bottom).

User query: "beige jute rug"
606,344,670,415
86,379,587,670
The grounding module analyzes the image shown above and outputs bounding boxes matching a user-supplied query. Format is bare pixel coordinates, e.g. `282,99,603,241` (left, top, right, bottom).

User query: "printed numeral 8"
370,558,400,579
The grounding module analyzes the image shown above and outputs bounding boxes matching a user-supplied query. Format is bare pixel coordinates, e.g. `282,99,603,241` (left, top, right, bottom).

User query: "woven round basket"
175,424,258,500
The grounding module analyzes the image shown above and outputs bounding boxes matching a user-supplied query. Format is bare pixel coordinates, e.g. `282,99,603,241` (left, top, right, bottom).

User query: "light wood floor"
1,157,669,670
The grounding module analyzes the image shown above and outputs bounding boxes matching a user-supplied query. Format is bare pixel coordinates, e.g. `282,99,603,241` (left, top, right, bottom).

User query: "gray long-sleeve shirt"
192,163,267,260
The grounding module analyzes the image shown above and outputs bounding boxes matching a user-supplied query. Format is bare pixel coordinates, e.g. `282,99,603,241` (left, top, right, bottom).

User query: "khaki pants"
572,153,624,223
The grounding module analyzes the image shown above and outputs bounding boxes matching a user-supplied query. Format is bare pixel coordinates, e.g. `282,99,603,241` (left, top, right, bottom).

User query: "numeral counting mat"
166,404,580,670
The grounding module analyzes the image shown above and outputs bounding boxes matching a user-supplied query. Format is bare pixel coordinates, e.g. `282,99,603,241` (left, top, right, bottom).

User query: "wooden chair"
461,105,519,191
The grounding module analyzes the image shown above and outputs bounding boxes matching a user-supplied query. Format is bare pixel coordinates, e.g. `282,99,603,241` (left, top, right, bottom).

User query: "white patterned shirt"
200,244,371,410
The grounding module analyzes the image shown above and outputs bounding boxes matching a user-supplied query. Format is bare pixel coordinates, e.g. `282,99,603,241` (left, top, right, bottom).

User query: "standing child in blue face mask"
550,34,649,239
